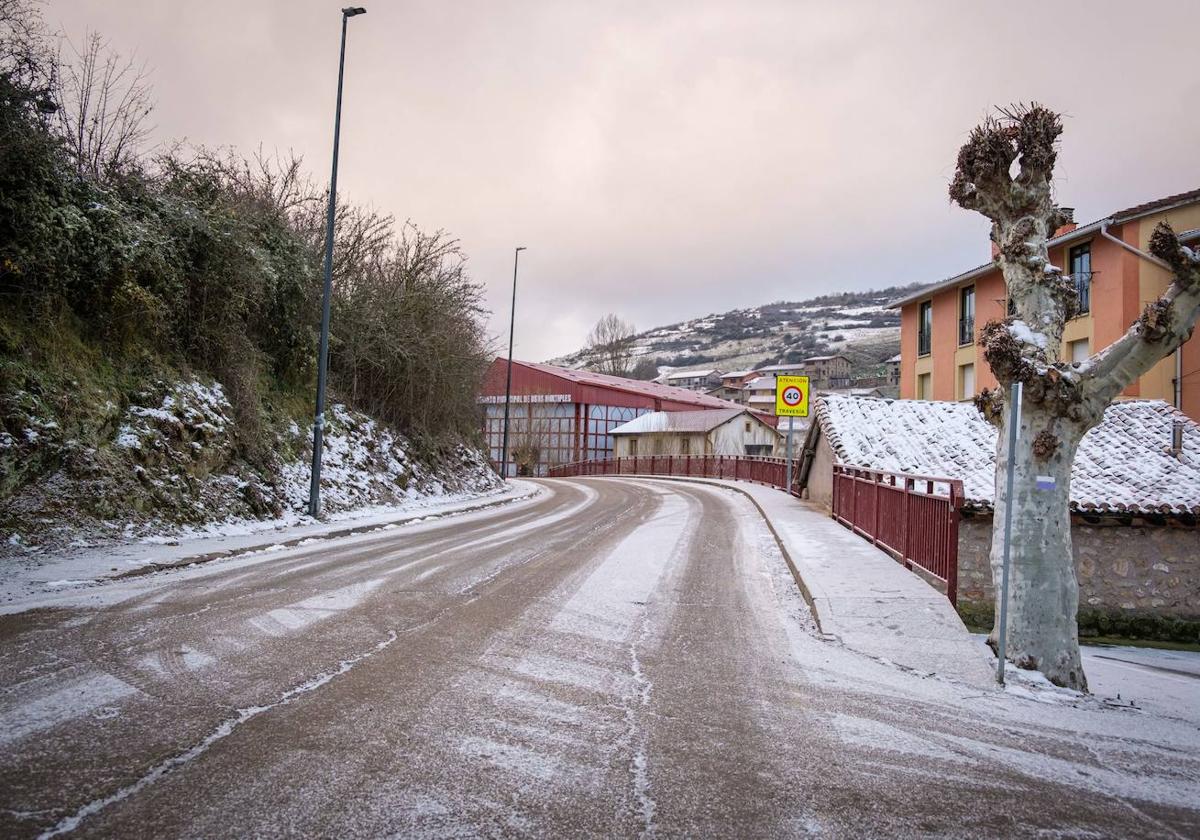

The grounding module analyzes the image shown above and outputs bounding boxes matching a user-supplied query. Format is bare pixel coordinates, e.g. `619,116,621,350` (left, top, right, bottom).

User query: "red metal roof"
480,358,749,412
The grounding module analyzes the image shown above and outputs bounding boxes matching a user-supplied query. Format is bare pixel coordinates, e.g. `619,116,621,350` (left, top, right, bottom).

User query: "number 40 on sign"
775,375,810,418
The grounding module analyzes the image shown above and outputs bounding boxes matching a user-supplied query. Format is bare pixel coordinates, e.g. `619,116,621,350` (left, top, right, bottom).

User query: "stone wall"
958,511,1200,636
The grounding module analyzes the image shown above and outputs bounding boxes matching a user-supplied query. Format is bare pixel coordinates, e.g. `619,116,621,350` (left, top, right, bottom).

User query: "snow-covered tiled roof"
814,395,1200,515
665,369,720,380
610,408,750,435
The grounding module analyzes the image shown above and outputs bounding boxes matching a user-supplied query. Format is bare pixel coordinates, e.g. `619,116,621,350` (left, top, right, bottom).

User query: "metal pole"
499,246,526,480
996,381,1022,685
309,10,361,517
785,415,794,493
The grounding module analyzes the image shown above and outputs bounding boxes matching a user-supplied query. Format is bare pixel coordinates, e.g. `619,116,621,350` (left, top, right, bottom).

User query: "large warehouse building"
479,358,755,476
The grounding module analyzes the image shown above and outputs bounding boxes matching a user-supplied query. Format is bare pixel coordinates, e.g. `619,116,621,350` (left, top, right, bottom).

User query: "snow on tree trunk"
951,104,1200,690
989,400,1087,690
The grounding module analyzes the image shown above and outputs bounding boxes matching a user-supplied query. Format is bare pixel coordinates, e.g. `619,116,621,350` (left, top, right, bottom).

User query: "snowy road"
1,478,1198,838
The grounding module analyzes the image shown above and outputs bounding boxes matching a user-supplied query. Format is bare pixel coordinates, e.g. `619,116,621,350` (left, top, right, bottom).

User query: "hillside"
0,2,498,555
554,285,923,378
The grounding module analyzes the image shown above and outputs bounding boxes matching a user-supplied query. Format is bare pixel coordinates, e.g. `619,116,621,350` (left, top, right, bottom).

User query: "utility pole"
996,381,1022,684
309,6,366,518
499,246,526,479
785,415,794,491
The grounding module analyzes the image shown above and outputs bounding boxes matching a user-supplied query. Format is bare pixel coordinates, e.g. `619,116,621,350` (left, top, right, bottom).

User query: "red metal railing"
547,455,801,495
831,464,963,605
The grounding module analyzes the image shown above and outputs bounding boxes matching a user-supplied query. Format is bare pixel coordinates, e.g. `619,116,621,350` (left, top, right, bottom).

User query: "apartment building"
891,188,1200,420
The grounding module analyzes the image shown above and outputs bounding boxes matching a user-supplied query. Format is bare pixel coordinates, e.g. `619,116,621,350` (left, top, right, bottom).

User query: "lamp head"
343,7,367,17
516,246,527,252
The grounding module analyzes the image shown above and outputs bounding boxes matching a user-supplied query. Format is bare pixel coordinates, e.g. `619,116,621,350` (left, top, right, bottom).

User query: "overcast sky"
48,1,1200,361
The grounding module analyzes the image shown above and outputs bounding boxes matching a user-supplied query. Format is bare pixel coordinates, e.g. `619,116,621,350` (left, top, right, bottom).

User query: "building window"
629,437,638,457
680,437,690,455
1068,338,1090,364
959,363,975,400
917,372,932,400
959,286,975,346
1070,243,1091,315
918,301,932,356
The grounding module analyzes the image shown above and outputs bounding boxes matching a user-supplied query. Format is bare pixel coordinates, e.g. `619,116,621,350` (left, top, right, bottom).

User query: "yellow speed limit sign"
775,375,810,417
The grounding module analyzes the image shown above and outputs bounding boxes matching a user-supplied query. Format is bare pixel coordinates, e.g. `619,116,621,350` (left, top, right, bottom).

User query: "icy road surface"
1,478,1198,838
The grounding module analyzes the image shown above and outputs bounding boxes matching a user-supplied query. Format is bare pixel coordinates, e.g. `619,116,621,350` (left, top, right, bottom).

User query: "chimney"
1052,207,1077,239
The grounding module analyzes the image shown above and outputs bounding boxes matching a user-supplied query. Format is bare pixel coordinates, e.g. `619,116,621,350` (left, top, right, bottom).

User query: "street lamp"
309,6,367,518
499,246,526,479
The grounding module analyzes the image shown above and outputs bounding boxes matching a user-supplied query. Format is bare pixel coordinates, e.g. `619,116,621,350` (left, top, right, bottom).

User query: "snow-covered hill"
552,285,921,377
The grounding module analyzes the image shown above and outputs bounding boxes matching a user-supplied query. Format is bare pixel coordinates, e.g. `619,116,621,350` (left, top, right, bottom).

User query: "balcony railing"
917,331,931,357
958,316,974,346
1073,271,1093,315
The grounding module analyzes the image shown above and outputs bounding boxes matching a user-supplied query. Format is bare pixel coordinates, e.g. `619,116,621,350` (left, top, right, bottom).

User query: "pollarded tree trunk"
988,400,1089,690
951,104,1200,689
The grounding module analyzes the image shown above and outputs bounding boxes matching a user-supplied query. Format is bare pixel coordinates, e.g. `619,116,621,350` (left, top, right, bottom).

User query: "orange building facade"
893,189,1200,422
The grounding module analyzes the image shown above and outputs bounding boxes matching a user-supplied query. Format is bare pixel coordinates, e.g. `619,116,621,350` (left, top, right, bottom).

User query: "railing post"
850,468,858,531
871,472,880,545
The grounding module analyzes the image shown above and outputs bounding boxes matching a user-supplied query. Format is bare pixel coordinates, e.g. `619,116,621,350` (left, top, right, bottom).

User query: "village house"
799,394,1200,635
663,369,724,392
611,408,780,458
743,375,780,416
755,356,852,390
890,188,1200,421
721,369,762,388
802,355,852,389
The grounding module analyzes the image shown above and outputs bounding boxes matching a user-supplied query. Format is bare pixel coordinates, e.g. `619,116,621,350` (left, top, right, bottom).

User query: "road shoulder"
1,480,543,613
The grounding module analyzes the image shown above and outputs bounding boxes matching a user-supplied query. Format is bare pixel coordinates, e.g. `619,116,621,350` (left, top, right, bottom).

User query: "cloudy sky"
48,1,1200,361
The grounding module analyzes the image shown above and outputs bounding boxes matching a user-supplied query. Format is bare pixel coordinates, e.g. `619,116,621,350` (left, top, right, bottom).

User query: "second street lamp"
309,6,366,518
500,246,526,479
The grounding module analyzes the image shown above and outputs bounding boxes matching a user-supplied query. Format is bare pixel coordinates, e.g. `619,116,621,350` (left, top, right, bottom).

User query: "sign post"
996,381,1022,685
775,375,810,493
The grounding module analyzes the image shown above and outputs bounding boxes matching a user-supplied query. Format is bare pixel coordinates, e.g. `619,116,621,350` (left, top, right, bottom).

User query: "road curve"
1,477,1197,838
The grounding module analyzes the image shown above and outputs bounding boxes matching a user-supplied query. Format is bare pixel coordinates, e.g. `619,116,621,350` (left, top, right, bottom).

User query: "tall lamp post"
309,6,367,518
499,246,526,479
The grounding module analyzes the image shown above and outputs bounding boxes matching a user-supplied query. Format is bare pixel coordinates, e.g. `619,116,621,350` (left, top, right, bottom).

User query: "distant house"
754,362,808,378
802,355,852,389
799,394,1200,625
611,408,780,458
663,369,724,392
743,375,779,416
720,369,762,389
755,356,851,389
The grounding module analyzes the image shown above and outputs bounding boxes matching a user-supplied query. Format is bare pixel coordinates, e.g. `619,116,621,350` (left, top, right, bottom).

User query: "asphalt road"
1,478,1197,838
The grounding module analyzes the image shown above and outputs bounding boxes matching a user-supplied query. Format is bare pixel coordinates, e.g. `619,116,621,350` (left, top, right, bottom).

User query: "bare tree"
54,30,153,180
1,0,53,109
630,356,659,381
506,393,553,476
951,104,1200,689
586,313,637,377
